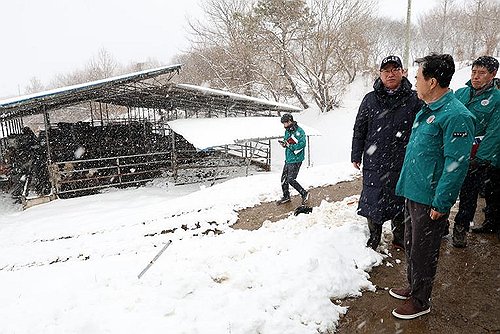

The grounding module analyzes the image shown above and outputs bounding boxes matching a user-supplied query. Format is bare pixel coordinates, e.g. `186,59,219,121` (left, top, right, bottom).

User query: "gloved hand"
278,140,288,148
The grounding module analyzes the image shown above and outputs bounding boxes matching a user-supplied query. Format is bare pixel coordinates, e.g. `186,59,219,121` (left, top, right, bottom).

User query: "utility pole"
404,0,412,69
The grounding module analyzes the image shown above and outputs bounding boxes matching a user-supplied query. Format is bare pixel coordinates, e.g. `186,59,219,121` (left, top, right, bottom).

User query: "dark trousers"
404,199,448,309
484,165,500,227
366,211,404,249
281,162,305,198
391,211,405,245
454,163,483,231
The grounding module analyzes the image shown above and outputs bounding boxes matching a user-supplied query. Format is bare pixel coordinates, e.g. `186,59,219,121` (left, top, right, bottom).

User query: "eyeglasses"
380,67,402,74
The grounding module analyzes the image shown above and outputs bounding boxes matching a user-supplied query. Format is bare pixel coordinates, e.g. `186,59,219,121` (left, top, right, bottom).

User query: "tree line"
25,0,499,113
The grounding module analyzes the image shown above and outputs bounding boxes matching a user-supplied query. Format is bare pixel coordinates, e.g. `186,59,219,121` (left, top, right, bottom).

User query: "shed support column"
245,142,256,177
171,130,177,180
43,107,56,195
307,135,311,167
90,102,94,126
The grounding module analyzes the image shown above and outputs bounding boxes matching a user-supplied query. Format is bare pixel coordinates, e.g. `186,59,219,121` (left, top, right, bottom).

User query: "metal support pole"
268,139,271,171
137,240,172,279
117,158,122,185
307,135,311,167
404,0,412,69
43,107,56,195
90,102,94,126
245,142,256,177
99,102,103,126
171,130,177,179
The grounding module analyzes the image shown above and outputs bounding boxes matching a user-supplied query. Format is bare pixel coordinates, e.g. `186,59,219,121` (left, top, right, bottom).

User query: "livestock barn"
0,65,305,207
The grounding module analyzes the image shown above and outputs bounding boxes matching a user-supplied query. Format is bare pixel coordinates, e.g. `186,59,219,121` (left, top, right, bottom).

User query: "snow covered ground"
0,64,488,333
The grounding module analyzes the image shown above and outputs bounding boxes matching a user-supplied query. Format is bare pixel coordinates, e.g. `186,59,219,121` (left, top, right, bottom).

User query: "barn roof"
0,65,301,121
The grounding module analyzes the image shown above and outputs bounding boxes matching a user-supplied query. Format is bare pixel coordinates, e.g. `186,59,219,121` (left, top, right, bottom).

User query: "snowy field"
0,64,487,333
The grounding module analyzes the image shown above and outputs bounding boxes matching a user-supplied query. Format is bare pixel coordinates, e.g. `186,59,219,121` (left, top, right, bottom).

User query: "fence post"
117,158,122,185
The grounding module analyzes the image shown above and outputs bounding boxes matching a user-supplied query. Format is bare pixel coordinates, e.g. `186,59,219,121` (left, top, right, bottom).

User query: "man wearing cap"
351,55,422,250
452,56,500,247
390,53,475,319
277,113,309,205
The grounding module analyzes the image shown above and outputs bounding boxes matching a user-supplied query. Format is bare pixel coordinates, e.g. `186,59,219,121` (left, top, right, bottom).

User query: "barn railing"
48,140,271,196
50,151,172,196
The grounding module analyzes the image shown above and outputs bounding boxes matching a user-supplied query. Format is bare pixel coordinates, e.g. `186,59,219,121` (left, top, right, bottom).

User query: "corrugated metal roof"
0,64,301,121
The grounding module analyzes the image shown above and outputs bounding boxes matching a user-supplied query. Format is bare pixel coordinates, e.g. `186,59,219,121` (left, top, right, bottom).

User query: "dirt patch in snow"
234,177,500,334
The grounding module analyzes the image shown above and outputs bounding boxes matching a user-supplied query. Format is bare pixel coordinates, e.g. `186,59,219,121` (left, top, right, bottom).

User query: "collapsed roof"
0,64,301,121
168,117,321,150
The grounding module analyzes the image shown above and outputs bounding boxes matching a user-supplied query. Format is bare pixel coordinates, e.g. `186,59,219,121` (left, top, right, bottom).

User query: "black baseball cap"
380,55,403,70
280,113,294,123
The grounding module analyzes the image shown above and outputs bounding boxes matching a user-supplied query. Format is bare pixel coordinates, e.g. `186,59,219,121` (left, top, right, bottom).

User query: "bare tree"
24,76,45,94
438,0,455,53
465,0,499,57
85,48,118,81
252,0,313,108
185,0,260,92
363,18,407,70
288,0,375,112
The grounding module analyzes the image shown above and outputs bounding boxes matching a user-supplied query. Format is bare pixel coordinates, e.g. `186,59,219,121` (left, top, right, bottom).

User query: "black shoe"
277,196,291,205
471,222,497,234
367,219,383,250
301,191,309,205
452,225,467,248
442,219,450,238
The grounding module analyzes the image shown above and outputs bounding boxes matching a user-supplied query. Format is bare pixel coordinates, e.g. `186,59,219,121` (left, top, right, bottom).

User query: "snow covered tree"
182,0,261,93
24,76,44,94
297,0,375,112
252,0,313,109
85,48,118,81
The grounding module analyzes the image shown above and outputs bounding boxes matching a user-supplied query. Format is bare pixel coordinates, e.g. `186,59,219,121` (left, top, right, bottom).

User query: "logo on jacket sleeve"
426,115,436,124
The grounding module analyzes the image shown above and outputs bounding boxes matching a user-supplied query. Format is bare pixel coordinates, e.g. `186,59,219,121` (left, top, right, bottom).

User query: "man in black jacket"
351,55,423,250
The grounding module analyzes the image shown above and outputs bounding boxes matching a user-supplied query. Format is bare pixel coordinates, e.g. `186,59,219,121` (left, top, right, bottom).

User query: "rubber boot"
367,218,383,250
391,213,405,250
452,224,467,248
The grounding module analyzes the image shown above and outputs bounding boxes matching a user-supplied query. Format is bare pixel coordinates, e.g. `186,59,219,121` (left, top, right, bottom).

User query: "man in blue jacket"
452,56,499,247
277,113,309,205
390,54,475,320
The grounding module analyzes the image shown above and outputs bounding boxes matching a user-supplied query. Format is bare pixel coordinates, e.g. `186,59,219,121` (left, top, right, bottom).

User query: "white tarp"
167,117,321,150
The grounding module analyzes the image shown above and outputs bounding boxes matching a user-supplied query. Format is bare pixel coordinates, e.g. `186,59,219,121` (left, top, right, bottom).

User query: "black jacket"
351,76,423,222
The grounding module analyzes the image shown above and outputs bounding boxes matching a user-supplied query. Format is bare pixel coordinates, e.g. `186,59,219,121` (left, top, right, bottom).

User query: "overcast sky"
0,0,439,99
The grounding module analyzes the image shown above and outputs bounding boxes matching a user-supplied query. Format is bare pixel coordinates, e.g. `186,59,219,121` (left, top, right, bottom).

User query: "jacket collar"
373,76,413,96
426,90,454,112
465,78,497,96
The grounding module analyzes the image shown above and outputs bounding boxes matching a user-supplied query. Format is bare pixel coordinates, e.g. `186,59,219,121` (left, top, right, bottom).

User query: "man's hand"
430,208,445,220
352,162,361,170
278,140,287,148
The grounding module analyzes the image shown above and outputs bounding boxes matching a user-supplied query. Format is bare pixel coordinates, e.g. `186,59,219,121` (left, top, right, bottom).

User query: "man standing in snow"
390,54,475,320
277,113,309,205
351,55,422,250
452,56,500,247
